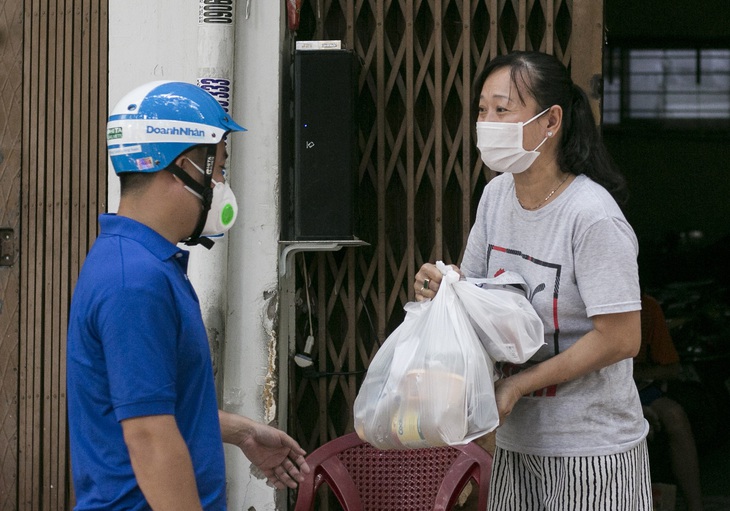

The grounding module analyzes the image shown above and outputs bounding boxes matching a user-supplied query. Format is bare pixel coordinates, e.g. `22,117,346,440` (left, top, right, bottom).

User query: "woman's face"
477,66,547,151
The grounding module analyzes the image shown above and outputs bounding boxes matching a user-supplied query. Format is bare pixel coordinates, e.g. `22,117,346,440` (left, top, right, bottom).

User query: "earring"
547,131,553,137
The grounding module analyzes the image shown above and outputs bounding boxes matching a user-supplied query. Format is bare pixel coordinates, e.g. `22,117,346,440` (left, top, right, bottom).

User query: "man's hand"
219,411,310,489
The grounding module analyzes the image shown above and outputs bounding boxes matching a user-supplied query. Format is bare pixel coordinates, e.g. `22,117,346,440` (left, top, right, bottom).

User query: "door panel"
0,1,24,508
0,1,109,509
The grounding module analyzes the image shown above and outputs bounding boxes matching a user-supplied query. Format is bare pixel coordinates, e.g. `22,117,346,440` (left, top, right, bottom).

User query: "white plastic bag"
354,262,499,449
452,272,545,364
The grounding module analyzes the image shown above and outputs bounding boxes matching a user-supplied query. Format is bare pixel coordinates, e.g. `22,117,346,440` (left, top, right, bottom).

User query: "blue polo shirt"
67,214,226,510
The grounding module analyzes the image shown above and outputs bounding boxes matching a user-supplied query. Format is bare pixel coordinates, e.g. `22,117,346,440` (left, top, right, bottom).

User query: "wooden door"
0,1,108,509
0,0,24,508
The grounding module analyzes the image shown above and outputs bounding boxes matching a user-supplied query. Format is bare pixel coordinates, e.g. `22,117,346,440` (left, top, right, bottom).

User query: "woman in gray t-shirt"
414,51,651,511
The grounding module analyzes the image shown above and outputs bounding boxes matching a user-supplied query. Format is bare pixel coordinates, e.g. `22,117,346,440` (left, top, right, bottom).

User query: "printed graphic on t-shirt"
487,243,561,397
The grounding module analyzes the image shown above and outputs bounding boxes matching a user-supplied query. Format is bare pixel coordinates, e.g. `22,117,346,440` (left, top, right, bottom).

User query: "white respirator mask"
201,179,238,236
185,159,239,236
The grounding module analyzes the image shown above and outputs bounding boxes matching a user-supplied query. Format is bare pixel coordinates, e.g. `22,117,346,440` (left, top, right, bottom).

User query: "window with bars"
603,46,730,126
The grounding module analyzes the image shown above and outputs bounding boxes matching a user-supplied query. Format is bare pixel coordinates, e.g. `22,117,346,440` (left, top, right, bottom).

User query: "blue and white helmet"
107,80,246,174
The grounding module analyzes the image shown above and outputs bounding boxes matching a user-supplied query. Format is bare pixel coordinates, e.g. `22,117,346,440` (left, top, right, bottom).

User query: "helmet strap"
169,144,218,249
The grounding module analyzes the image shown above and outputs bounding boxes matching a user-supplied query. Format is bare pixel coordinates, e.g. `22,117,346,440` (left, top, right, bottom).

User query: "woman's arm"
494,310,641,424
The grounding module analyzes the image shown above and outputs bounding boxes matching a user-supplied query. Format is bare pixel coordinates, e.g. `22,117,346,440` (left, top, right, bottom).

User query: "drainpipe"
191,0,237,398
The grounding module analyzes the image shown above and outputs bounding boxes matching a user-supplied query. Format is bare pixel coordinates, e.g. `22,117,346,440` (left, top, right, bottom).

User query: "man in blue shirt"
67,81,309,510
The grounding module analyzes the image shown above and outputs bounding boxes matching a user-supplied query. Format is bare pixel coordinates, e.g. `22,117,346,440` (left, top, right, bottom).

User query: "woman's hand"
413,263,462,301
414,263,440,301
494,377,526,426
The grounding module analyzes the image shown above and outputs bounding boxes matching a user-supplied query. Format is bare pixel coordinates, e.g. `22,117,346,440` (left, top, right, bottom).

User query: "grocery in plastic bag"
354,262,499,449
453,272,544,364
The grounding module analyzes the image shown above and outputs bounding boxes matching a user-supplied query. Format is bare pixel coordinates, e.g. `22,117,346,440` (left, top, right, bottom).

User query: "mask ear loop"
529,135,550,152
523,107,551,152
523,107,550,126
168,144,218,249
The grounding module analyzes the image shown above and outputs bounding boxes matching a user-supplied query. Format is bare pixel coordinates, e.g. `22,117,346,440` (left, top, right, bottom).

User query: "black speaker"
287,49,357,240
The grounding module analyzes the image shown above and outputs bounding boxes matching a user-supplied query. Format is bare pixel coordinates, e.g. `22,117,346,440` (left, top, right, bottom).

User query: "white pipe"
188,0,238,396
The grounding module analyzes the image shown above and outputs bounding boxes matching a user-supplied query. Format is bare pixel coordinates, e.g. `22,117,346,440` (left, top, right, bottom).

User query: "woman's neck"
513,165,572,210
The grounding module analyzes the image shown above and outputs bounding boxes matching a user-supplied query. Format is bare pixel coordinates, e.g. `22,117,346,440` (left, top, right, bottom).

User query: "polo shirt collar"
98,213,186,262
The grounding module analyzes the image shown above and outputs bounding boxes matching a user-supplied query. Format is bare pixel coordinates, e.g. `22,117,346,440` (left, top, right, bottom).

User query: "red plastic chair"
294,432,492,511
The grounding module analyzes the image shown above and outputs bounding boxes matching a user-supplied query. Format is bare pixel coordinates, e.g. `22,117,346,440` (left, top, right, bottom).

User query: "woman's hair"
472,51,628,207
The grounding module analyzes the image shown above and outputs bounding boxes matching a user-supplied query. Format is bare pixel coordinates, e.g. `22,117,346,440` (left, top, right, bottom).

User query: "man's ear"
173,152,189,171
174,146,206,172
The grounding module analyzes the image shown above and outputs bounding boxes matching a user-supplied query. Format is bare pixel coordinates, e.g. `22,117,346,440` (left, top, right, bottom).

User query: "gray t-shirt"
461,173,648,456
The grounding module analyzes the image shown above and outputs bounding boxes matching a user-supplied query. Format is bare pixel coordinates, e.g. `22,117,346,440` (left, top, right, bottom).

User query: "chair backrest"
294,432,492,511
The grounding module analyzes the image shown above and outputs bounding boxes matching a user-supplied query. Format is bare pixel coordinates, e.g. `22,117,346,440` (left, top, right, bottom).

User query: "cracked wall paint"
201,304,225,401
207,325,222,375
261,287,279,425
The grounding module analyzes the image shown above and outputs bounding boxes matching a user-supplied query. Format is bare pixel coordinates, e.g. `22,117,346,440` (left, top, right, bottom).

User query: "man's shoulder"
80,233,172,294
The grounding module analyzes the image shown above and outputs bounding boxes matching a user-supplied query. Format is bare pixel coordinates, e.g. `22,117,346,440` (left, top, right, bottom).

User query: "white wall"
108,1,284,509
222,1,287,509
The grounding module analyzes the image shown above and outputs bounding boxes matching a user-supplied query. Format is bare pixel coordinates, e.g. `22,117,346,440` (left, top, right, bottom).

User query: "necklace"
516,174,570,211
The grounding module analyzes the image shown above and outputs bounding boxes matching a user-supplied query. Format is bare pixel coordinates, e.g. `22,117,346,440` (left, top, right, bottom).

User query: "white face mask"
476,108,549,174
185,159,239,236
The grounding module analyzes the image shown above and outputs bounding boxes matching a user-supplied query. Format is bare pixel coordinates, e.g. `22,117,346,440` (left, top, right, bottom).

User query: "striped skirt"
487,440,652,510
